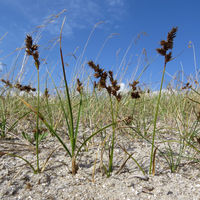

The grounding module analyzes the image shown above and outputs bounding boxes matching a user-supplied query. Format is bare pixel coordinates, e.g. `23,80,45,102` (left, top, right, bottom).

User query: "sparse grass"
0,20,200,183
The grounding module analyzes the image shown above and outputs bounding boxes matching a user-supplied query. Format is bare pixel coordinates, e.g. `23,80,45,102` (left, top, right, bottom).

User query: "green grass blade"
60,17,75,154
7,111,31,132
75,122,116,158
47,71,71,134
74,93,83,148
5,153,37,173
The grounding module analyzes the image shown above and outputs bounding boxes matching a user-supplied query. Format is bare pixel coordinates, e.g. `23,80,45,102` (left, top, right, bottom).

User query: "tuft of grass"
25,18,116,175
88,61,143,176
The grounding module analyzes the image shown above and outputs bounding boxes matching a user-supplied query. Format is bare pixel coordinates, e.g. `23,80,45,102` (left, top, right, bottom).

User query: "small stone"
167,191,173,195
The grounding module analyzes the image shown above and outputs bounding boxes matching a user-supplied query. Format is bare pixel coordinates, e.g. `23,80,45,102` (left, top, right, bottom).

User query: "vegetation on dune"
1,16,200,180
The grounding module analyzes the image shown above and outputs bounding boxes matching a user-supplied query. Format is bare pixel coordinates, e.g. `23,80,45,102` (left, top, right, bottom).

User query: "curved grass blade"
5,153,37,174
75,122,116,158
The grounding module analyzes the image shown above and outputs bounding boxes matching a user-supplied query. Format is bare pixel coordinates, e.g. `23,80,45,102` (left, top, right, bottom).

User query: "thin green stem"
74,93,83,146
60,18,75,156
149,63,166,174
108,95,119,174
36,69,40,173
0,97,6,137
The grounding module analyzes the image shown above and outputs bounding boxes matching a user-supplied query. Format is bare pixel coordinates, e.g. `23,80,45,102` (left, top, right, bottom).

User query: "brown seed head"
129,80,141,99
116,93,122,102
156,48,166,56
77,79,83,94
131,91,140,99
156,27,178,64
93,81,98,89
14,83,36,93
1,79,12,87
25,35,40,70
165,52,172,63
44,88,50,98
129,80,139,91
33,51,39,61
106,86,112,95
167,27,178,49
88,61,122,101
182,82,192,90
124,116,133,125
25,35,33,51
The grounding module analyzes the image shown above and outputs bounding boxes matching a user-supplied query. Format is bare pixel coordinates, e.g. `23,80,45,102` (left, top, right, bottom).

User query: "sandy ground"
1,127,200,200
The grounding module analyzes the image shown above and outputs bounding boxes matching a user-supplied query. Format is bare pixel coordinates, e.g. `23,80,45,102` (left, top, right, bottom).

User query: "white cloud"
106,0,124,6
49,1,124,38
119,82,129,93
4,0,126,39
45,20,74,38
38,0,126,37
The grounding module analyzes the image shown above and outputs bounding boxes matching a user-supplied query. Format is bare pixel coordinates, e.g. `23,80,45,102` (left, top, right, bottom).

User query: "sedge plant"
38,19,115,175
88,61,144,176
88,61,122,176
43,18,115,175
149,27,178,174
25,35,41,173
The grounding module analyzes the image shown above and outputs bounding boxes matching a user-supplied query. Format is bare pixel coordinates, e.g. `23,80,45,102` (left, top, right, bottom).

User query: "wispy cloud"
1,0,126,40
106,0,125,6
19,0,126,37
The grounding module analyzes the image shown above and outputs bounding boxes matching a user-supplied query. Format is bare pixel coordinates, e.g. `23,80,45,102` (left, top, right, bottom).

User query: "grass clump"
88,61,145,176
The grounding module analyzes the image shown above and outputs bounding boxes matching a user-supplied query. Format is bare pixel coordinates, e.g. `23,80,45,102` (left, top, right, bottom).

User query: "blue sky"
0,0,200,91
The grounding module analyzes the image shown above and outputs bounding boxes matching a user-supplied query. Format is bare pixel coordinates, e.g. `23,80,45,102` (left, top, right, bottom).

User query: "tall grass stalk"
149,64,166,174
36,69,40,172
24,34,41,173
149,27,178,174
60,17,77,174
108,96,119,175
0,96,6,138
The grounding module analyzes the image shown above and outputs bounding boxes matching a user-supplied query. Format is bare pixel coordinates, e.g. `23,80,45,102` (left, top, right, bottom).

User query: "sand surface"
1,127,200,200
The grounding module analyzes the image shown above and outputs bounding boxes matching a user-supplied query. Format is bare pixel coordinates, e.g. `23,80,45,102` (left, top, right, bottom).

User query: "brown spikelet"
44,88,50,98
182,82,192,90
157,27,178,64
124,116,133,125
116,93,122,102
25,35,40,70
25,35,33,53
107,86,112,95
129,80,141,99
167,27,177,49
131,91,140,99
165,52,172,63
88,61,122,102
1,79,12,87
107,70,121,101
156,48,166,56
129,80,139,91
77,79,83,94
15,83,36,93
93,81,98,89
